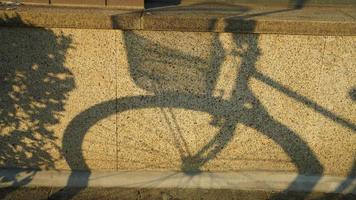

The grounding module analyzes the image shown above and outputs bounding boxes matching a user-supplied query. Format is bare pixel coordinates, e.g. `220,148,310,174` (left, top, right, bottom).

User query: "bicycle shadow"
52,1,355,200
0,15,75,199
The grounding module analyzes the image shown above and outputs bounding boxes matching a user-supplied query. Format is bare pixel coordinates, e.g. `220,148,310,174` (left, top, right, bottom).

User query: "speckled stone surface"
0,27,120,171
142,4,356,35
0,4,355,35
0,27,355,178
111,31,356,176
0,5,142,30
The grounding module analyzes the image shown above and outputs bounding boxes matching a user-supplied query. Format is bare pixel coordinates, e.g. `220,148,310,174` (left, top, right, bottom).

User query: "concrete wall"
0,24,355,178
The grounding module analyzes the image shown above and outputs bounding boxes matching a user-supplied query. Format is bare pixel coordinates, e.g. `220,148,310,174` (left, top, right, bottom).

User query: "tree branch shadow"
0,14,75,199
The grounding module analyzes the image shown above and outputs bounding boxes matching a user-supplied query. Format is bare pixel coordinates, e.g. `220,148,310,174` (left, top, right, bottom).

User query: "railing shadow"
0,15,75,199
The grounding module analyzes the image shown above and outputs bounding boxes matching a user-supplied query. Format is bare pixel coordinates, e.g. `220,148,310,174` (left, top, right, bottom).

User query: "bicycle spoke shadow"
0,15,75,199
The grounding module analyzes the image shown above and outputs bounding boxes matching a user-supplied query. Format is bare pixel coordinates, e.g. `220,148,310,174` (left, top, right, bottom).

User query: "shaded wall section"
0,27,355,177
0,17,74,169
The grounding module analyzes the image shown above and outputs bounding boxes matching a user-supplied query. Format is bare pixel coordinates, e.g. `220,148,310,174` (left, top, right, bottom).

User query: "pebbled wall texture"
0,26,355,178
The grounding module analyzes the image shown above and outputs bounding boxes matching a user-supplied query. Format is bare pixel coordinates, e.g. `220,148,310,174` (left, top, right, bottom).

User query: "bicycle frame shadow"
50,1,355,199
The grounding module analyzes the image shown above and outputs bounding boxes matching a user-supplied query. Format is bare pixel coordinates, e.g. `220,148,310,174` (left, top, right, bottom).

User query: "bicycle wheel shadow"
0,14,75,199
52,1,356,199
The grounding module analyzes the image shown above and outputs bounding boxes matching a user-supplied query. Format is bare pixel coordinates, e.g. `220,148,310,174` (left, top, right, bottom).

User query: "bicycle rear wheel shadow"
53,90,323,199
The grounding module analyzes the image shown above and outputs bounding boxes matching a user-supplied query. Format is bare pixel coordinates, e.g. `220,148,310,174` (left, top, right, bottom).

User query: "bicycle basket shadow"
124,32,220,95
